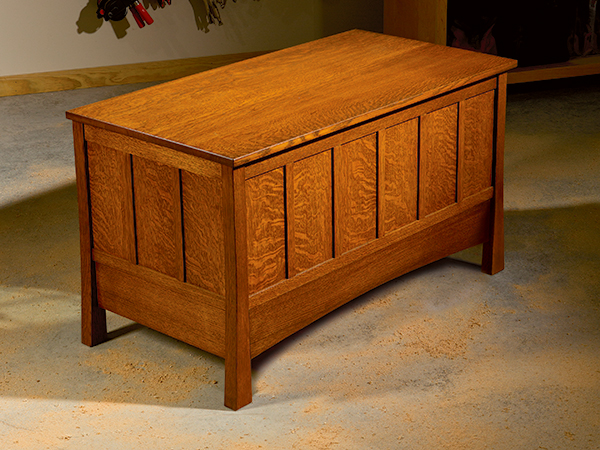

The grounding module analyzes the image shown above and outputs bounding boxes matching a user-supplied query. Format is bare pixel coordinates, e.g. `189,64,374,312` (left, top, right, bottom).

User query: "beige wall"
0,0,382,77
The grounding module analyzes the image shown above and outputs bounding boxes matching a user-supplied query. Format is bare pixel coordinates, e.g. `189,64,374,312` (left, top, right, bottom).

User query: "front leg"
482,73,507,276
73,121,108,346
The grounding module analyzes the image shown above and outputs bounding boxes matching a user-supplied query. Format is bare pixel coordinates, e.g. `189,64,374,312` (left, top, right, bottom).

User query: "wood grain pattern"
69,33,513,411
383,0,448,45
334,134,378,256
243,79,496,181
250,200,490,357
380,119,419,235
182,170,226,296
85,125,221,178
251,187,493,309
246,168,287,294
291,151,333,275
459,90,495,200
224,166,252,410
2,51,270,98
507,55,600,84
419,104,458,217
94,250,225,358
132,156,184,280
74,123,107,347
87,141,136,262
67,30,516,167
483,74,507,275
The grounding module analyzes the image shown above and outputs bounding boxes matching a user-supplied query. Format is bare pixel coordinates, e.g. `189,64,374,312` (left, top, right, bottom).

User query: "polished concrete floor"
1,77,599,449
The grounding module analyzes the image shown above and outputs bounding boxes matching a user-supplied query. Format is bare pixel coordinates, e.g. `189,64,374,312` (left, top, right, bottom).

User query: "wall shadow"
77,0,131,38
76,0,218,35
321,0,383,36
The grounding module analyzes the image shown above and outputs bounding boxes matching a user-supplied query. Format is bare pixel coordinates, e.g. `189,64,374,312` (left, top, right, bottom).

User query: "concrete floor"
1,77,599,449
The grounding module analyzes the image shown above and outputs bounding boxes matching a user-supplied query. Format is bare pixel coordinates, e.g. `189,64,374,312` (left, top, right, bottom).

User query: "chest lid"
67,29,517,167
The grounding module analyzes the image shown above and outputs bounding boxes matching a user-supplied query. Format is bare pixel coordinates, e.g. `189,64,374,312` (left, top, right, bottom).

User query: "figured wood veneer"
182,170,226,296
245,168,287,294
460,90,496,200
68,30,516,411
380,119,419,235
420,104,459,217
132,156,184,281
87,142,136,263
289,151,333,275
334,134,378,256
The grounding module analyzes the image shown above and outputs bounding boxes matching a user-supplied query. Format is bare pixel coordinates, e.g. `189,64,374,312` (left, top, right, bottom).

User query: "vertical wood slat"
224,166,252,411
457,103,465,203
286,164,296,278
182,170,226,296
482,74,506,275
74,123,107,347
87,141,136,263
290,151,333,275
419,104,458,218
459,90,496,200
380,119,419,236
377,130,387,239
246,168,287,294
132,156,184,281
334,134,378,256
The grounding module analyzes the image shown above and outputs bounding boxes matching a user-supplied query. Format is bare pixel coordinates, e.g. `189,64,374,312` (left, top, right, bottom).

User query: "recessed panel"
334,134,377,255
182,170,226,296
420,104,458,217
291,151,333,274
87,142,136,262
246,168,286,294
381,119,419,235
133,156,184,280
460,90,495,200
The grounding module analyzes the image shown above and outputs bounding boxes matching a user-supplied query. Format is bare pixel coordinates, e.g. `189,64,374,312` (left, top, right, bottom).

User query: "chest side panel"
83,125,227,356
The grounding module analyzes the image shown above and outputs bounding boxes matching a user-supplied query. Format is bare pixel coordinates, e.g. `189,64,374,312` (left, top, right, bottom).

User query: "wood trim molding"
507,55,600,84
0,50,272,98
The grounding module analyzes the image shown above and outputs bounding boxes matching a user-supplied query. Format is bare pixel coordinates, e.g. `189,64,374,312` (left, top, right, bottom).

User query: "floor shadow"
251,202,600,403
106,322,145,341
0,183,81,294
2,192,598,409
251,257,479,374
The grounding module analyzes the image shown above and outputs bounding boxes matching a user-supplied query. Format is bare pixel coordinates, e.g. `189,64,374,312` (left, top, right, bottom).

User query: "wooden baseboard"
0,51,272,98
508,55,600,84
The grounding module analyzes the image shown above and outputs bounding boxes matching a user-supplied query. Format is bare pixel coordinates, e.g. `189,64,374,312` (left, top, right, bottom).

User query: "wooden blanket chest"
67,30,517,410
